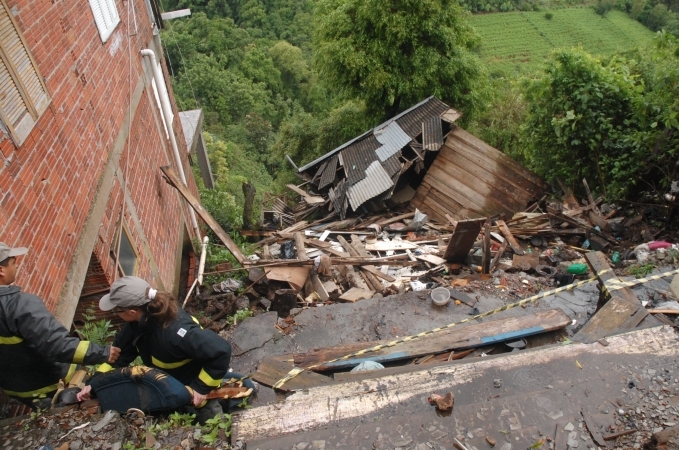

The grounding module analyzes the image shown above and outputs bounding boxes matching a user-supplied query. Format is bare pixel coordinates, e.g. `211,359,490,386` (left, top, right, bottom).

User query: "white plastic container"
431,287,451,306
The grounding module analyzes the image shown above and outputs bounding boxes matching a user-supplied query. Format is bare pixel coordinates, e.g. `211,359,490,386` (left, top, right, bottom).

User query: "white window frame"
88,0,121,43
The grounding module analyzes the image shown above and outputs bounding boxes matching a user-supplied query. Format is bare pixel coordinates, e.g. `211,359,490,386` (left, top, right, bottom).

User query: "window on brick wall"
0,0,51,147
88,0,120,43
117,224,139,276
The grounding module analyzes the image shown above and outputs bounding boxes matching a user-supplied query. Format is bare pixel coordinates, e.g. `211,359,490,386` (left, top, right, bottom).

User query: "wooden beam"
337,236,382,291
482,223,491,274
489,240,508,274
294,308,571,370
160,165,248,265
496,219,524,255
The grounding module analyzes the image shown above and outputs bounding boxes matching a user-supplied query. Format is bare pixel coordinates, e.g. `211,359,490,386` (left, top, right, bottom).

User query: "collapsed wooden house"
288,96,546,225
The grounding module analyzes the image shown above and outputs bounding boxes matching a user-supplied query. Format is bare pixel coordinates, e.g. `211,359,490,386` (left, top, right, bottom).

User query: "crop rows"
471,9,655,76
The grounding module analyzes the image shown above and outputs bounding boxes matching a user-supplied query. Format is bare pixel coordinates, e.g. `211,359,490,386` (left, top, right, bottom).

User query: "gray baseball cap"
99,276,152,311
0,242,28,262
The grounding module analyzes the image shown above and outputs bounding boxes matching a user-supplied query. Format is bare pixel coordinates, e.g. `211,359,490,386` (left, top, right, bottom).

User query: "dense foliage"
520,36,679,198
313,0,485,122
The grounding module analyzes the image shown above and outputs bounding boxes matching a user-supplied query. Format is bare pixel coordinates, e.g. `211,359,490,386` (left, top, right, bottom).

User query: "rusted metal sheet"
318,155,338,190
346,161,393,210
422,116,443,151
374,121,411,162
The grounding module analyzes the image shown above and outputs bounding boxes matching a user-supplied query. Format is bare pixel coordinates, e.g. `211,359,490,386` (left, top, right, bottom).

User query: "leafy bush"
545,12,554,18
79,308,116,346
522,36,679,199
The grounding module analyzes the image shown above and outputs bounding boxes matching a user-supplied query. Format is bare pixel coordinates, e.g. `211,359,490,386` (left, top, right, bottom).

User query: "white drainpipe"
141,49,201,239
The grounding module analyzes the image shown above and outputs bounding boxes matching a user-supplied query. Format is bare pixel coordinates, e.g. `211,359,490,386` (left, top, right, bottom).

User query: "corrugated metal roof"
346,161,394,210
374,121,411,162
395,97,450,137
382,151,403,177
298,96,443,172
341,135,381,185
318,155,338,190
422,116,443,151
332,179,348,219
312,160,329,184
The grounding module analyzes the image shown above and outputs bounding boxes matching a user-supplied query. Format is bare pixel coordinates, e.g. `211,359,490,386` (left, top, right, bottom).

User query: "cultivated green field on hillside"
471,9,656,76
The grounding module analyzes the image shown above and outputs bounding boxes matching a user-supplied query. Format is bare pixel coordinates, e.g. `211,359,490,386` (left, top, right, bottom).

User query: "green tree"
522,48,640,197
313,0,484,122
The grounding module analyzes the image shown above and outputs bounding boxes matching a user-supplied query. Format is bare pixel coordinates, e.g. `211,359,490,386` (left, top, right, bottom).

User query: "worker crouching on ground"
0,242,120,409
77,276,233,423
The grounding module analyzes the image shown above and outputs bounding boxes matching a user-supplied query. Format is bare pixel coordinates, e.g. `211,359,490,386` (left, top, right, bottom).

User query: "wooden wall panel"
411,127,545,222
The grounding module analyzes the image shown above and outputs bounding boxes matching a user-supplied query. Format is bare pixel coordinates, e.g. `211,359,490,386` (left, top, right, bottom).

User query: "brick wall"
0,0,200,315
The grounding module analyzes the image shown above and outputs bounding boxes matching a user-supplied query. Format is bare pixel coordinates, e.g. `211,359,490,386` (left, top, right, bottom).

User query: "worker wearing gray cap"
0,242,120,409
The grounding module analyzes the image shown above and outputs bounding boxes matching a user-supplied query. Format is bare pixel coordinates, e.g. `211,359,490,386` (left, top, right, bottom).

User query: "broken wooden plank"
375,211,416,226
251,355,335,393
295,232,328,301
340,236,383,291
294,308,571,370
414,254,446,266
336,235,378,291
364,240,419,252
581,407,607,447
339,287,375,302
160,165,248,265
265,266,310,291
489,240,508,274
572,296,647,344
496,219,524,255
350,235,395,282
286,184,325,204
670,274,679,300
443,217,486,262
482,222,491,274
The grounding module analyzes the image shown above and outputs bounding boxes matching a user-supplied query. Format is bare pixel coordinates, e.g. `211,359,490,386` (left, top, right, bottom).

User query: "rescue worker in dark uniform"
77,276,233,422
0,242,120,409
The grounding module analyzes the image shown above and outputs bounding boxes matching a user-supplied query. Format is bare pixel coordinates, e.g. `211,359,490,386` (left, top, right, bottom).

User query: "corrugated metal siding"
382,151,403,177
374,121,411,162
346,161,394,210
312,160,329,184
422,116,443,151
332,179,349,219
318,155,338,190
341,136,381,185
395,97,450,137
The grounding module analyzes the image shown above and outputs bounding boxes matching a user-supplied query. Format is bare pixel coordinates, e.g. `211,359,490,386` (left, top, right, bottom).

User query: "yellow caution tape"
272,266,679,390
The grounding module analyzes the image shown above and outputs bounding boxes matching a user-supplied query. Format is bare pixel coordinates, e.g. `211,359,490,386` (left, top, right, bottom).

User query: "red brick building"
0,0,202,327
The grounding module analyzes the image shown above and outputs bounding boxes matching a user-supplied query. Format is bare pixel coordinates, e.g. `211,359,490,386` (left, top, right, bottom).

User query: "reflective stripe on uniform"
72,341,90,364
4,382,59,398
191,316,203,329
0,335,24,344
198,368,222,387
64,364,77,383
96,363,114,373
152,356,192,369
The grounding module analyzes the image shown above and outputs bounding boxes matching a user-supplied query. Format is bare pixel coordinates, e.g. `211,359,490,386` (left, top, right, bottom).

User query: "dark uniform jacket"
0,285,110,399
98,309,231,395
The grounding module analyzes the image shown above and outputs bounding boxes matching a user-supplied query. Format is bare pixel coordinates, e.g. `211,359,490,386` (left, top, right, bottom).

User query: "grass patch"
471,9,655,76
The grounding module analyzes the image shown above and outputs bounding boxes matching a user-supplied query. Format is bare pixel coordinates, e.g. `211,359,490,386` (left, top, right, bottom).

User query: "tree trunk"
242,182,256,230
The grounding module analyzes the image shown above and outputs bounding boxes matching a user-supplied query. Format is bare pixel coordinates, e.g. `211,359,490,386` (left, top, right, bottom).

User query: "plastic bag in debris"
350,361,385,372
634,243,651,263
213,278,243,293
655,301,679,310
410,280,428,291
402,208,428,231
280,240,297,259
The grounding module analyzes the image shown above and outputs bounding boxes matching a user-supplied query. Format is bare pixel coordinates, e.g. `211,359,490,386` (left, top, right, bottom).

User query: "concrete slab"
227,281,600,375
234,326,679,449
